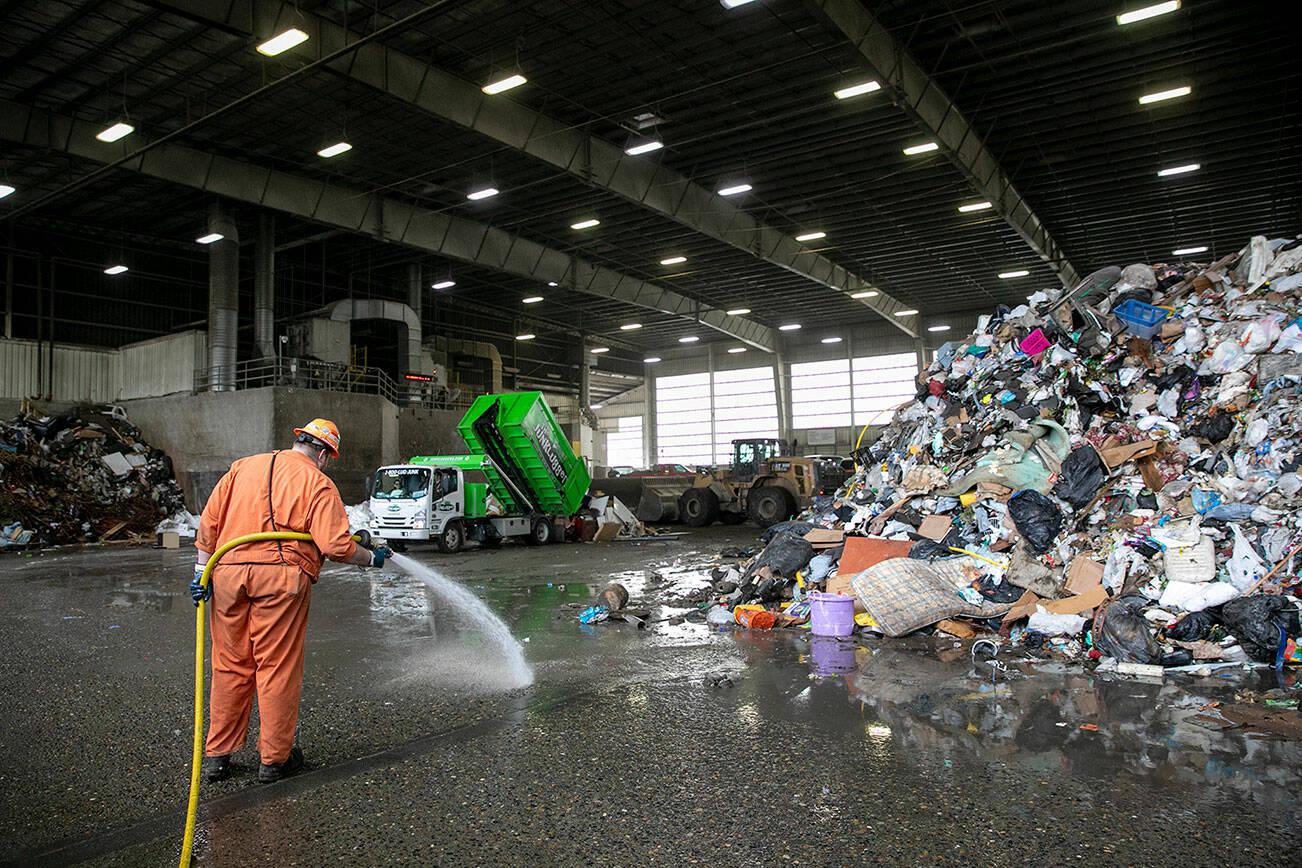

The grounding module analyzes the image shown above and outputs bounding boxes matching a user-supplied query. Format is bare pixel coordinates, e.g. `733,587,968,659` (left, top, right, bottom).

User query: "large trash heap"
709,234,1302,671
0,405,186,546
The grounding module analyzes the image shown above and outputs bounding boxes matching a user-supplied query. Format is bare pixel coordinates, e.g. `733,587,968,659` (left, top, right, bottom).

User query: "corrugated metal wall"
0,338,121,402
119,331,205,399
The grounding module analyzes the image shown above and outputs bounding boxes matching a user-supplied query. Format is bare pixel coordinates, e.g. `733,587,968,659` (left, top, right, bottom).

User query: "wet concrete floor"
1,526,1300,865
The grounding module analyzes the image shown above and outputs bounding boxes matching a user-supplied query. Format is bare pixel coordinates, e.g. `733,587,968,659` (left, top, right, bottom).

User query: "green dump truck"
367,391,591,552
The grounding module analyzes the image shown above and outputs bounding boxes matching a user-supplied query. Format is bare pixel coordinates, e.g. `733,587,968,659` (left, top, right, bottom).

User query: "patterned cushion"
850,557,1014,637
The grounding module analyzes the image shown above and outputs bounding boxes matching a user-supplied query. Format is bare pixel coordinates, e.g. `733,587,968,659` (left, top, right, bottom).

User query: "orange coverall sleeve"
307,480,358,563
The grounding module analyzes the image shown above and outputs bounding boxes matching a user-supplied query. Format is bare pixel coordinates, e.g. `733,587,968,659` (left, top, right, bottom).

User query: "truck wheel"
718,510,747,525
679,489,719,527
436,521,464,554
526,517,553,546
747,487,793,528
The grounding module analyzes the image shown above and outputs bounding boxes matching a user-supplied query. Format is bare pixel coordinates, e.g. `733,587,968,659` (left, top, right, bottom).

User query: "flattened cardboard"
1002,589,1041,623
803,528,846,549
918,515,952,542
834,536,914,578
935,618,977,639
1064,558,1104,594
1041,585,1109,615
1099,439,1159,470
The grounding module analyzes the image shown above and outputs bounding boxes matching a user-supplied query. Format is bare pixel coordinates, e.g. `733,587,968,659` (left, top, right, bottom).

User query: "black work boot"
258,746,304,783
202,754,232,783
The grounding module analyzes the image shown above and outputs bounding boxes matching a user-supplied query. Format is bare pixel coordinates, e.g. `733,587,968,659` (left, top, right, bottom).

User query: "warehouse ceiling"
1,0,1298,365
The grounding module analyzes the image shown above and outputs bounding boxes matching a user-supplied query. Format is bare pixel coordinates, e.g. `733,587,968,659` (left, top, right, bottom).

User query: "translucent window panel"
791,358,851,429
712,366,778,460
852,352,919,425
605,416,644,468
656,372,714,464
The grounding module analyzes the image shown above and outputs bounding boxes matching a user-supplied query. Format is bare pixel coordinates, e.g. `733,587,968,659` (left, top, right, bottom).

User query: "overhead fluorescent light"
778,323,801,331
718,183,752,196
482,73,527,94
928,324,951,332
515,333,536,341
0,185,15,199
795,231,826,242
660,256,687,265
431,280,456,290
1139,85,1191,105
958,201,993,213
590,346,610,354
95,122,134,143
834,80,881,100
727,347,746,354
894,309,919,317
643,356,661,363
256,28,309,56
522,295,544,304
466,187,498,200
903,142,939,155
1117,2,1180,26
546,373,561,379
196,233,224,244
678,336,699,343
625,139,664,156
1173,245,1208,255
103,265,129,275
619,323,642,331
547,281,559,287
317,142,352,158
998,269,1030,279
726,308,751,316
1157,163,1200,176
851,290,878,299
720,0,757,8
590,403,603,410
570,218,600,229
821,336,842,344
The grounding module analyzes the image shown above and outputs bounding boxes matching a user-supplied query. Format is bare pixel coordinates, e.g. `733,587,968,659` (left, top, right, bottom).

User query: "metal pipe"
46,259,55,400
206,209,239,392
35,257,43,397
4,223,12,339
253,213,275,359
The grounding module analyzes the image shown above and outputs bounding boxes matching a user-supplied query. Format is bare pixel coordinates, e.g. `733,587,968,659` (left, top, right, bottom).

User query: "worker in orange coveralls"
191,418,391,783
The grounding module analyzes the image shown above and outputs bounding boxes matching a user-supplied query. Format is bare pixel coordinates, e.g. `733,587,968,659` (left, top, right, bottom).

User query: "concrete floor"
2,527,1299,866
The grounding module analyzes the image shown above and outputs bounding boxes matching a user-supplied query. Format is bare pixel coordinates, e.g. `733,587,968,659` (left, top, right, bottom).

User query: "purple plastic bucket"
810,592,856,637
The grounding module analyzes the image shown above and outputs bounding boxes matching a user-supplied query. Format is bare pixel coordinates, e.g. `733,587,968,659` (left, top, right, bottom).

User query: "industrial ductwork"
426,335,503,395
253,214,275,359
206,209,239,391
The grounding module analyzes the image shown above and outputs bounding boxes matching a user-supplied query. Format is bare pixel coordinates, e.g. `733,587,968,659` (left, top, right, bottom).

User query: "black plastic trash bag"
1219,595,1302,663
1008,490,1064,554
758,519,813,545
1188,411,1236,444
746,531,814,579
1052,445,1107,508
1094,597,1160,664
908,539,953,560
1166,611,1216,642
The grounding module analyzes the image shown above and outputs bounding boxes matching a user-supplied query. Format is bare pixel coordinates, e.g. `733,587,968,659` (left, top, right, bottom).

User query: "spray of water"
388,553,534,689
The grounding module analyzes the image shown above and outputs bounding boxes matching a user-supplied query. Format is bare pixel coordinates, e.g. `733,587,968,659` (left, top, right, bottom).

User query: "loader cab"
732,438,782,483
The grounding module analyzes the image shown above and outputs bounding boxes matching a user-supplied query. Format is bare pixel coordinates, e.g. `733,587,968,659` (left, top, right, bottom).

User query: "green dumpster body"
411,392,590,517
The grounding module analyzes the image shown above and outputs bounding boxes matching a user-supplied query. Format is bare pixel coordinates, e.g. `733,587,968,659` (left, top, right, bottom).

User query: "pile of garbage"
0,404,186,546
703,234,1302,673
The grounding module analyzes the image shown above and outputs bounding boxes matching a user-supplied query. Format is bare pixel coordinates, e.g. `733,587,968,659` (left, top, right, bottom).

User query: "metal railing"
194,357,475,411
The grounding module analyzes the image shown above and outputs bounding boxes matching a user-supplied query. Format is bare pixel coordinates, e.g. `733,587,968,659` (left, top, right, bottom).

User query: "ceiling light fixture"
958,201,993,213
679,336,699,343
795,231,826,242
720,0,757,8
570,218,600,229
660,256,687,265
903,142,939,155
726,308,751,316
515,333,536,341
851,290,878,299
1173,245,1208,255
317,142,352,158
727,347,746,354
590,403,603,410
522,295,544,304
718,183,752,196
821,336,842,344
619,323,642,331
431,280,456,290
0,185,15,199
1117,2,1180,26
928,324,951,332
643,356,661,363
625,138,664,156
547,281,559,287
103,265,129,275
1139,85,1191,105
1157,163,1200,177
834,80,881,100
256,28,309,56
95,122,134,143
196,233,224,244
590,347,610,354
894,309,919,317
482,73,527,95
778,323,801,331
998,269,1030,279
466,187,499,200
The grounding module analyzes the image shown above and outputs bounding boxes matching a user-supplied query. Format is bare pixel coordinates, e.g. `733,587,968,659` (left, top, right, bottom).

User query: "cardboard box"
918,515,952,542
157,531,180,549
1064,558,1104,594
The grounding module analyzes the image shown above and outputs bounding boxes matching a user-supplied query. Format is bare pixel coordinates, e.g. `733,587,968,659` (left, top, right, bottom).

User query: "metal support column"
206,207,239,391
644,372,657,467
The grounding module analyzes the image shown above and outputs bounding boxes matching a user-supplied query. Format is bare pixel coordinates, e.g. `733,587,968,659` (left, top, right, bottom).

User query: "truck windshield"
373,468,430,499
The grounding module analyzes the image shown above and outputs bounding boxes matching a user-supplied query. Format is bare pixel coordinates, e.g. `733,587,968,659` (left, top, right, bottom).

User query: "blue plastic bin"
1113,298,1171,340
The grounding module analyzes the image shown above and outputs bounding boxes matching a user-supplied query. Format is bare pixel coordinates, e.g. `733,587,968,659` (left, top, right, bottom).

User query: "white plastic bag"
1027,607,1087,636
1240,314,1284,354
1227,524,1267,591
1158,580,1239,612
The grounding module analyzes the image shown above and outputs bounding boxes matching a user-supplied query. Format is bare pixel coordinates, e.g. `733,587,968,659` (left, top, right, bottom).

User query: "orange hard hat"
293,418,341,456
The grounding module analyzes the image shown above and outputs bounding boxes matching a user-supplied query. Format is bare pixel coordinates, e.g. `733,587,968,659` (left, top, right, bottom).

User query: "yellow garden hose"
181,531,365,868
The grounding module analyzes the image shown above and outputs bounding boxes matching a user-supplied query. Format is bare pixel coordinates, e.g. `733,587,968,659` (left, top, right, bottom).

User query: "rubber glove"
190,566,212,607
370,545,393,568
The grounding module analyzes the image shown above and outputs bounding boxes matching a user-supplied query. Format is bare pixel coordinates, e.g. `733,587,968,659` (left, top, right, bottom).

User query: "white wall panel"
0,338,119,402
120,331,205,399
